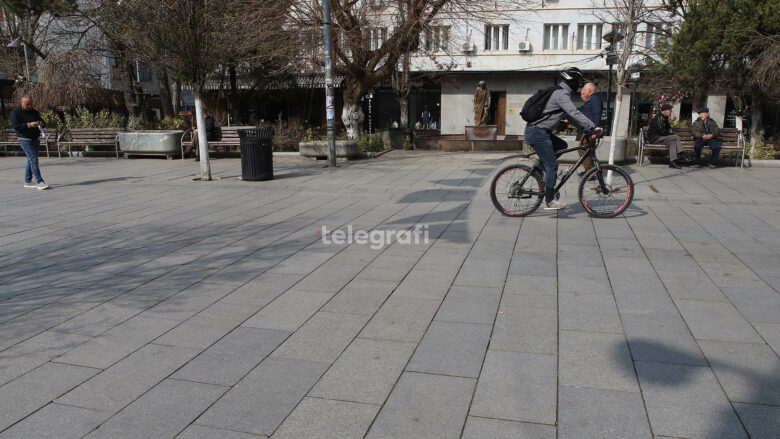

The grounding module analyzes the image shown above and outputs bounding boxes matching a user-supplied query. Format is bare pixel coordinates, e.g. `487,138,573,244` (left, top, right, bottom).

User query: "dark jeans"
525,125,568,199
19,138,44,183
694,139,721,165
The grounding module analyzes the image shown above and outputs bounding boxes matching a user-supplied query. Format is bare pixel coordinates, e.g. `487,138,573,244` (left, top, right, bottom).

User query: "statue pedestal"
465,125,498,141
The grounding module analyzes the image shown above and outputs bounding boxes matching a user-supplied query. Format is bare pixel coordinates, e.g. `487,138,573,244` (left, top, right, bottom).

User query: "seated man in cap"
647,104,690,169
691,108,721,168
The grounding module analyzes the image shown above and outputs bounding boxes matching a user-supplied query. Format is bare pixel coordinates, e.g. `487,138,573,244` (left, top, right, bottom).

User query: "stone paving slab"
1,154,779,438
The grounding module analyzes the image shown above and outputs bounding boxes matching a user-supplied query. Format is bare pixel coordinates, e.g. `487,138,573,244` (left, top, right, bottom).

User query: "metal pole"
606,64,613,135
22,20,31,81
322,0,337,167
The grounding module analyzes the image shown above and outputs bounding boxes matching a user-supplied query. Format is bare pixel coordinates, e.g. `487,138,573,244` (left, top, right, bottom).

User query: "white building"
392,0,729,141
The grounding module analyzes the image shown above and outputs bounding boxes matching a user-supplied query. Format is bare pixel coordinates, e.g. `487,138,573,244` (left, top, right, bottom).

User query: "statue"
473,81,490,125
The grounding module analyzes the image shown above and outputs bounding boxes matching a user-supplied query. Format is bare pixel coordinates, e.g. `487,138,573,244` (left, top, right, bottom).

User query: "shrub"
157,118,188,130
357,132,384,152
403,135,413,150
302,127,326,142
272,119,306,152
750,131,776,160
65,106,125,129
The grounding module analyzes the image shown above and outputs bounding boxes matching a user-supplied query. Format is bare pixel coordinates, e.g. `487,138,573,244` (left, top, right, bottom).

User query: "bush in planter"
157,118,188,130
65,106,125,129
750,131,776,160
357,132,384,152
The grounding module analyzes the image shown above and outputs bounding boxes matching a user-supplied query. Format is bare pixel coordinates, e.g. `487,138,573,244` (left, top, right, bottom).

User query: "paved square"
0,152,779,438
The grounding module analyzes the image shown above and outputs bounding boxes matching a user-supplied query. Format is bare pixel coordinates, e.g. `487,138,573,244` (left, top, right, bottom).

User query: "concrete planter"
120,130,184,159
299,141,359,159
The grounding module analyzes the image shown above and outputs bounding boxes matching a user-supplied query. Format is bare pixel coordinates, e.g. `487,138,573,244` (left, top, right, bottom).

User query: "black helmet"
560,67,585,90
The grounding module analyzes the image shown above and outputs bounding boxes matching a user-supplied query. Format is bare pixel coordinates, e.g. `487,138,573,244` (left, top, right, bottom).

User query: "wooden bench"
58,128,125,159
639,126,746,168
1,129,57,157
183,126,255,158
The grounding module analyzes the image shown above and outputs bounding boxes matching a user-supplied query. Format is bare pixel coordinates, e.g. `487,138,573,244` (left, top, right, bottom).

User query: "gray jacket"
530,82,596,132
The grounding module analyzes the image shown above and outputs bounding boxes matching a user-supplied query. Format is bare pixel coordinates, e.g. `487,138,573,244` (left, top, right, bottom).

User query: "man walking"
10,96,49,189
647,104,687,169
692,108,721,168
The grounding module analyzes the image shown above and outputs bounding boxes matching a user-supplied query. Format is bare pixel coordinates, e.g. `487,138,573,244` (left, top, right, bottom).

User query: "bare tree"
592,0,655,166
287,0,530,138
99,0,288,180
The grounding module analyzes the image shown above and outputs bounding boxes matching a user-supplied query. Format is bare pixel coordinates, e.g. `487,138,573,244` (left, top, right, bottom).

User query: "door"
493,92,507,135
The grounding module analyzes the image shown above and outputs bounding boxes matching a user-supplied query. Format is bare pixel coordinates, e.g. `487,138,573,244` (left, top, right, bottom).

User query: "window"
645,23,665,48
425,26,450,51
484,24,509,51
365,27,387,51
577,24,602,50
543,24,569,50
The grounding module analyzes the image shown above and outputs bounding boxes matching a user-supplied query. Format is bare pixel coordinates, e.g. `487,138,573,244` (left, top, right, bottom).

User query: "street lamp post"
322,0,337,167
602,30,623,136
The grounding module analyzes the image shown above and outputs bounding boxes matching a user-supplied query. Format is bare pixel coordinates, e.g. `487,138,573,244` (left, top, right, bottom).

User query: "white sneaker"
543,200,567,210
36,182,50,190
24,182,36,188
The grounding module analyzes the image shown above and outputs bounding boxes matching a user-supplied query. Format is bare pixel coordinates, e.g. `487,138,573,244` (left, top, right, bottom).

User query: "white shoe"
24,182,36,188
543,200,567,210
36,182,50,190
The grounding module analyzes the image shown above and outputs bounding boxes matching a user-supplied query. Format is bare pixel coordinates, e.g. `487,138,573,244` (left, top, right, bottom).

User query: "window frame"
543,23,570,51
484,24,510,51
576,23,603,50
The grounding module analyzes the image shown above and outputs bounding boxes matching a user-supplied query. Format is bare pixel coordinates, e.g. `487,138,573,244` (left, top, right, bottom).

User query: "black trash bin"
238,127,274,181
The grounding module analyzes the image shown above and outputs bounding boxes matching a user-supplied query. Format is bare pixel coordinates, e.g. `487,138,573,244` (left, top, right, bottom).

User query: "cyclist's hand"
591,127,604,139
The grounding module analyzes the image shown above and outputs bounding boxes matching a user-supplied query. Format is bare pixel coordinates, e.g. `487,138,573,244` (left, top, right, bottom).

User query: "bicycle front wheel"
578,164,634,218
490,164,544,217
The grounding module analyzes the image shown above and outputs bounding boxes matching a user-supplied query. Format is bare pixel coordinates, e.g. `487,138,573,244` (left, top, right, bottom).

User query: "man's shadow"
617,339,779,438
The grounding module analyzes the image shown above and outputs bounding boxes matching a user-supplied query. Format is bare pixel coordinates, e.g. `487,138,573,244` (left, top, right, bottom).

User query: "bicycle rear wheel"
491,164,544,217
578,164,634,218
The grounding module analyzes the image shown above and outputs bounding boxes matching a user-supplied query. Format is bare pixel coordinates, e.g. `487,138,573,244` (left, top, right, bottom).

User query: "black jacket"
647,113,672,144
10,106,45,139
577,94,603,138
692,118,721,140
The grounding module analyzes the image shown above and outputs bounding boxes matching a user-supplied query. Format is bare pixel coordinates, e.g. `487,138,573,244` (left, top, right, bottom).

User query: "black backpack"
520,85,563,123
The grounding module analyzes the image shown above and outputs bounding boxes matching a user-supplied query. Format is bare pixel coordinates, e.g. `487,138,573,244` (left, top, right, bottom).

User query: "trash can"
238,127,274,181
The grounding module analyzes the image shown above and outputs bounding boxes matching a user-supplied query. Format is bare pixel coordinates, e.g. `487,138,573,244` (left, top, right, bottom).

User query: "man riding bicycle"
524,67,603,210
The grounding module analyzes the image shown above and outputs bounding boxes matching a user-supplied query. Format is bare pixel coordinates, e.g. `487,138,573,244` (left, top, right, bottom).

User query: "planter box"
299,141,359,159
120,130,185,159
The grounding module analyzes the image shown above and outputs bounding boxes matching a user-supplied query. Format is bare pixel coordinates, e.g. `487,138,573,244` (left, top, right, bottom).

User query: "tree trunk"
229,65,238,125
118,55,142,118
399,97,408,128
750,85,763,153
156,67,175,119
342,79,365,139
194,90,212,181
172,81,181,115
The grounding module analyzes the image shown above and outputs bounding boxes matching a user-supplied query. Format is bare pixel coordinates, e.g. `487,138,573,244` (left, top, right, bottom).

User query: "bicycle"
490,132,634,218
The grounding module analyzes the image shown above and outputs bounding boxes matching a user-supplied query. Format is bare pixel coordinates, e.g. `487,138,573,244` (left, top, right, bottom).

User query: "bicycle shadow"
615,339,780,438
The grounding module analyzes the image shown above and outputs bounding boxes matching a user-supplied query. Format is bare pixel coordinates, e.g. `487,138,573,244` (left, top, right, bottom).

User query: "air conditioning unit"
462,42,475,53
518,41,531,52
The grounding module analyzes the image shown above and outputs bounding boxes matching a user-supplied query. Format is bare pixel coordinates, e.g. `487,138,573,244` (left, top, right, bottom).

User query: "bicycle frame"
511,138,605,196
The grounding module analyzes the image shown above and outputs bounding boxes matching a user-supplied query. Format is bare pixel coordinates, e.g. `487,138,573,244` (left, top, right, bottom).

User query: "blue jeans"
524,125,569,200
694,139,721,165
19,138,44,183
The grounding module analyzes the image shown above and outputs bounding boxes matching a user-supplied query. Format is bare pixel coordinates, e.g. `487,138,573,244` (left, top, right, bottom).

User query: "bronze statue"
473,81,490,125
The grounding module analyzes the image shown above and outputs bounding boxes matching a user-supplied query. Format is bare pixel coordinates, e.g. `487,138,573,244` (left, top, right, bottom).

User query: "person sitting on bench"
691,108,721,168
647,104,691,169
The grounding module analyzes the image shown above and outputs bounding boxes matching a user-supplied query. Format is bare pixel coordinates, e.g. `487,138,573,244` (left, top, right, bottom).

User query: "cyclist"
524,67,603,210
